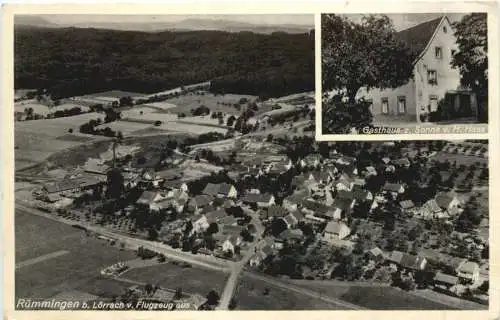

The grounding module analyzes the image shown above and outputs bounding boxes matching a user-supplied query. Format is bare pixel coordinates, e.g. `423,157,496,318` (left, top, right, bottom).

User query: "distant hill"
15,27,314,99
14,15,58,28
14,16,312,34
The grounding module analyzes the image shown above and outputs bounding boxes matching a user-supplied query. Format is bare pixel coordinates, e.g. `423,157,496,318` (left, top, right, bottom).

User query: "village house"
335,174,355,191
300,153,322,168
336,163,358,176
330,197,355,220
399,199,417,215
188,195,214,212
367,247,386,263
221,235,242,254
421,198,447,219
262,205,289,221
356,16,478,123
190,214,210,233
142,169,163,187
83,158,110,176
386,250,427,271
435,191,461,215
382,182,405,198
249,245,274,267
308,170,334,185
204,209,227,224
456,260,480,284
123,172,140,188
163,180,189,193
273,229,304,249
242,193,275,209
322,221,351,243
363,166,378,177
283,191,307,212
202,182,237,199
434,272,458,290
393,158,411,168
42,176,101,197
219,215,238,227
281,213,299,229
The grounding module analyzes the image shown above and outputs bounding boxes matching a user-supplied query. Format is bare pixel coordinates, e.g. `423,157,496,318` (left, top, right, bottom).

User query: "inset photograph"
320,13,488,135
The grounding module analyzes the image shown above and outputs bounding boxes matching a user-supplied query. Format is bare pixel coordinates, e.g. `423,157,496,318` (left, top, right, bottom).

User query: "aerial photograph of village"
13,13,489,311
321,13,488,135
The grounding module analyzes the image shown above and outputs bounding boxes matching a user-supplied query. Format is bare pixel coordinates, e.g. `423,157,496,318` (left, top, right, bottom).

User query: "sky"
342,13,466,31
42,14,314,26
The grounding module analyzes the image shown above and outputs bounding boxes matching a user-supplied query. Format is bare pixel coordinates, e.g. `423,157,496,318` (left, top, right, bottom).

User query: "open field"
15,114,110,171
286,281,460,310
84,90,146,99
95,120,153,135
142,101,178,111
121,262,228,296
234,275,346,310
431,152,488,166
158,122,228,135
16,112,104,136
15,210,137,300
120,106,159,118
161,93,257,116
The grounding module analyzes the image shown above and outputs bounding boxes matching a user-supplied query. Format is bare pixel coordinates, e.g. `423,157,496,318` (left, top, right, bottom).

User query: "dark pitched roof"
395,16,444,59
301,199,329,214
205,209,227,224
434,272,458,286
137,190,158,203
435,192,457,209
383,182,403,192
242,193,273,204
191,195,213,207
267,205,289,218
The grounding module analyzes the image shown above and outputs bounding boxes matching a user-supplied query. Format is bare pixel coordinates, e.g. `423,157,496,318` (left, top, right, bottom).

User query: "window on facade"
435,47,442,59
427,70,437,85
443,26,447,33
381,98,389,114
398,96,406,114
429,96,438,112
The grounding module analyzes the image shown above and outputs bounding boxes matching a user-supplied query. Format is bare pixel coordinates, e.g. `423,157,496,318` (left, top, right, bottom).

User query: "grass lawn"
121,262,228,296
162,93,257,116
340,286,456,310
288,281,456,310
15,210,136,300
234,275,344,310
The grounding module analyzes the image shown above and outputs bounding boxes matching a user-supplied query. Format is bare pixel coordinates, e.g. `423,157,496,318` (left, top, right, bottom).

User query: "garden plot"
158,122,228,135
141,101,179,111
95,121,153,135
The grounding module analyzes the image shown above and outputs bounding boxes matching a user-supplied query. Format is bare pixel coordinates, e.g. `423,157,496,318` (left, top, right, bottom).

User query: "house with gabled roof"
382,182,405,197
322,221,351,243
335,174,355,191
435,191,461,214
188,195,214,212
249,245,275,267
356,16,477,123
300,153,322,168
387,250,427,271
242,193,275,208
202,182,237,199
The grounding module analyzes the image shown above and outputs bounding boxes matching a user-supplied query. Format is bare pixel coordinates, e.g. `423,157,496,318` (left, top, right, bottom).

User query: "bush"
322,95,373,134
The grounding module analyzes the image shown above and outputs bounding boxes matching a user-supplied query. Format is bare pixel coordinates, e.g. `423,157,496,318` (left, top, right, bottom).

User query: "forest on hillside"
15,27,314,99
